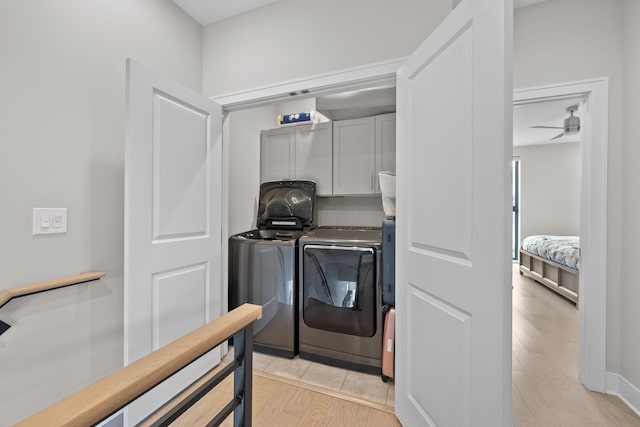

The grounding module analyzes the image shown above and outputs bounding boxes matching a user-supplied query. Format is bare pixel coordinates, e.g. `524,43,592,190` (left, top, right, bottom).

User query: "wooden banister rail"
0,271,106,309
0,272,106,335
16,303,262,427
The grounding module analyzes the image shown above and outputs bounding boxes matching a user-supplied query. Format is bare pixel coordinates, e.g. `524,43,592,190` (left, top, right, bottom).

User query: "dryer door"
302,245,377,337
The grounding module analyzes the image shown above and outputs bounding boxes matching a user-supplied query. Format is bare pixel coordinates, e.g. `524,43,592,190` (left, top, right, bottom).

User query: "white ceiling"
171,0,280,26
514,0,548,8
513,97,582,146
173,0,548,26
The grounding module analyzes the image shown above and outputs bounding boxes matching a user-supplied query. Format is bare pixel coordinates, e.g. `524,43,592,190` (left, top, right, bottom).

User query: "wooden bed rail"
16,303,263,427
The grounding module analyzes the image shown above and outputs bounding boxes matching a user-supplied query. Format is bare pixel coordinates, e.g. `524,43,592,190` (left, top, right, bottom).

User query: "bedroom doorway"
513,78,609,392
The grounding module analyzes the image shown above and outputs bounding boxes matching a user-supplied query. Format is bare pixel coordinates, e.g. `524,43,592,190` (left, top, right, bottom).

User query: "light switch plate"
33,208,67,235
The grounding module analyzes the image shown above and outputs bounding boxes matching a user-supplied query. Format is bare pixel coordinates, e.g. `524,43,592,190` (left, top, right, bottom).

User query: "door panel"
153,93,209,239
153,264,208,348
395,0,512,426
409,28,471,259
125,59,222,425
407,287,472,426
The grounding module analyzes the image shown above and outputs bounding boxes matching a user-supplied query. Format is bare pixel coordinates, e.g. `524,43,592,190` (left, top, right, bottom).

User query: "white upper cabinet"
260,127,294,183
260,114,395,197
260,122,333,196
333,116,376,195
294,122,333,196
333,114,396,195
374,113,396,192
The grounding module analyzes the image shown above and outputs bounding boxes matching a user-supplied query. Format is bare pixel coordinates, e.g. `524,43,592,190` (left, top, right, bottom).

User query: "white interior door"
395,0,512,426
124,59,222,425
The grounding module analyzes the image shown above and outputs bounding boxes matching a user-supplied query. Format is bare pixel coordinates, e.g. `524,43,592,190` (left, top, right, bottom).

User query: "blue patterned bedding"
521,235,580,270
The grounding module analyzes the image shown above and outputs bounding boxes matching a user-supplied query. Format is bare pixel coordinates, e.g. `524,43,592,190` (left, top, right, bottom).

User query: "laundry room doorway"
217,71,406,415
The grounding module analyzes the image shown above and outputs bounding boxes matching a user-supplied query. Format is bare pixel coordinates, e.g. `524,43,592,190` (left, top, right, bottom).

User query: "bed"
519,235,580,303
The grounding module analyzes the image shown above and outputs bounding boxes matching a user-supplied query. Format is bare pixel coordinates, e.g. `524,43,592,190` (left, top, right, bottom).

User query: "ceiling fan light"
564,115,580,133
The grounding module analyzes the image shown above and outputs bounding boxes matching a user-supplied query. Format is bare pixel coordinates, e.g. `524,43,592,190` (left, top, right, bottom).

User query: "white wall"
621,0,640,388
514,142,580,244
0,1,202,424
514,0,631,383
316,196,386,226
227,105,276,236
202,0,451,96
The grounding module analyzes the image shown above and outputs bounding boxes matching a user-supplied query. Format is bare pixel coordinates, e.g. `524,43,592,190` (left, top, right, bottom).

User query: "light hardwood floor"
141,368,399,426
144,266,639,426
512,264,639,426
251,350,394,408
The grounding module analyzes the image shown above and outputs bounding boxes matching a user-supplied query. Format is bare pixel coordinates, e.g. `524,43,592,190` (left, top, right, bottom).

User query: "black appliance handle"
303,245,375,255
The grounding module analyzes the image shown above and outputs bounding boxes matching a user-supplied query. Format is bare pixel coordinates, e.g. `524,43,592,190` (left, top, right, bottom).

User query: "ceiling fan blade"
530,125,563,129
550,132,565,140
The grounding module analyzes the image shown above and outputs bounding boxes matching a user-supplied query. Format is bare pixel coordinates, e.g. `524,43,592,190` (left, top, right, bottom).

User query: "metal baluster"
233,324,253,427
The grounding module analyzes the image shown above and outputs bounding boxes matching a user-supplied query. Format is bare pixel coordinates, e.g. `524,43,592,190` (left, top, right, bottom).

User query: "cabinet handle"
371,173,374,192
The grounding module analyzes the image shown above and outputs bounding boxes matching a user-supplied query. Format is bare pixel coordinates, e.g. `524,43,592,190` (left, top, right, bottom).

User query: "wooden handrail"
0,271,106,309
16,303,262,427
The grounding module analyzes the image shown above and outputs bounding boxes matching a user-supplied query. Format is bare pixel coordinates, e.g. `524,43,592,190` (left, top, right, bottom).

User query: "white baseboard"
606,372,640,417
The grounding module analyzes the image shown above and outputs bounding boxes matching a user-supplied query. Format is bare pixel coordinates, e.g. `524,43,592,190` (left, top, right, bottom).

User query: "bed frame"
519,249,579,304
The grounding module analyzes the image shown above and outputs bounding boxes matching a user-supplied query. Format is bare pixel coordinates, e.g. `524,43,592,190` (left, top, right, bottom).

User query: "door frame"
211,65,608,391
512,158,520,261
211,57,402,325
514,78,608,392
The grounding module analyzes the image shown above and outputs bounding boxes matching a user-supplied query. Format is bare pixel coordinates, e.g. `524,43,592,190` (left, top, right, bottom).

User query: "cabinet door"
294,122,333,196
333,117,376,195
375,113,396,193
260,127,294,183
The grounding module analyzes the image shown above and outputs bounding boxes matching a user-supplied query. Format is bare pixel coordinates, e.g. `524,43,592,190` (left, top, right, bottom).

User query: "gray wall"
620,0,640,388
514,0,637,386
0,1,202,424
227,104,275,237
514,142,581,245
202,0,451,96
316,196,386,226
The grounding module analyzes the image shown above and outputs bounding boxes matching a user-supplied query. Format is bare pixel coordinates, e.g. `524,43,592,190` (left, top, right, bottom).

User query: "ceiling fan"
530,105,580,140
